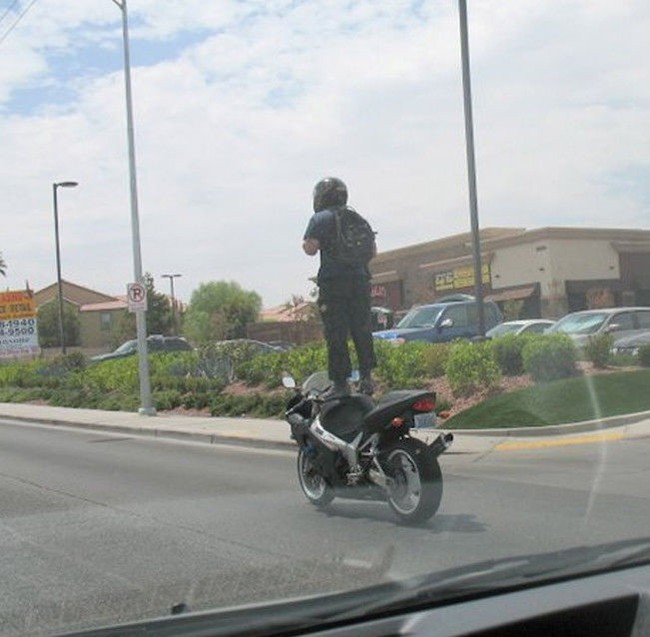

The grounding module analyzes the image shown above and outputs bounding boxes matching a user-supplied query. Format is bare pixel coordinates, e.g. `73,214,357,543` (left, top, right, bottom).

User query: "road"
1,419,649,636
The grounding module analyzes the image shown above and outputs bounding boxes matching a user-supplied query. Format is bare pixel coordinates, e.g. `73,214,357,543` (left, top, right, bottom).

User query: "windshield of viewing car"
550,313,609,335
397,306,443,329
1,3,650,637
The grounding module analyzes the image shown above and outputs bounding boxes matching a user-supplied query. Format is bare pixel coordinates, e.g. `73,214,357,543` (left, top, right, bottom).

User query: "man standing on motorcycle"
302,177,377,397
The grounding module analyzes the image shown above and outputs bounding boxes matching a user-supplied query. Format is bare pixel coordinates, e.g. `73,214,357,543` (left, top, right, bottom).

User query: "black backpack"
328,206,376,265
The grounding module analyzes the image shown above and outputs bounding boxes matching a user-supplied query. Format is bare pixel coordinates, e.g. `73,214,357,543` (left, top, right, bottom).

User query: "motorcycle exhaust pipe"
428,432,454,458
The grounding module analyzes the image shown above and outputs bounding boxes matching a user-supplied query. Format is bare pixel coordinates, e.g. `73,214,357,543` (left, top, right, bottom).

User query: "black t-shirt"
303,207,370,284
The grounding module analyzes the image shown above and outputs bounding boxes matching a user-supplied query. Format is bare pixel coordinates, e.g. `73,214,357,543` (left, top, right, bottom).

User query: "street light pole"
52,181,78,356
112,0,154,415
458,0,486,338
161,273,182,335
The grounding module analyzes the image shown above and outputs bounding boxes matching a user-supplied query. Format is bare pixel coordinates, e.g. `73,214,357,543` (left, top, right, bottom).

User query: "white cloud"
1,1,649,307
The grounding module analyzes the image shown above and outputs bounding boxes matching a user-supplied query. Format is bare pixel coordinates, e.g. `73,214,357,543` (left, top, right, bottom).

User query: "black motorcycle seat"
363,390,434,432
320,394,375,441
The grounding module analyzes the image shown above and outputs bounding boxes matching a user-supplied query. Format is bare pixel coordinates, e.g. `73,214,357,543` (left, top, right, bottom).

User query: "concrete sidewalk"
1,402,649,454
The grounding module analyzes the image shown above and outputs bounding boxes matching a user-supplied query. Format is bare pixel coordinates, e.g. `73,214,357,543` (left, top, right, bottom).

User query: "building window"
101,312,112,332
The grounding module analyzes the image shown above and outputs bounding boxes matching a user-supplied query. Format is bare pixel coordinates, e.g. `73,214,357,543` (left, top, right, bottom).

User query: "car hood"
373,327,431,340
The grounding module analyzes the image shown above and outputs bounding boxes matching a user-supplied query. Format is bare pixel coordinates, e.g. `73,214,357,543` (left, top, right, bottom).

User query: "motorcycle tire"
382,438,443,525
297,449,335,508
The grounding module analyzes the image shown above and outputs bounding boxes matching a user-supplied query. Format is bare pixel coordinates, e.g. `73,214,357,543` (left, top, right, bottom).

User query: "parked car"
90,335,193,362
610,330,650,356
486,319,556,339
373,294,502,344
546,307,650,346
212,338,285,355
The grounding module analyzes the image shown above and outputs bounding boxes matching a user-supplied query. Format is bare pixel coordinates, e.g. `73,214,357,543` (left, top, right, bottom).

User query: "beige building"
35,280,128,349
369,227,650,319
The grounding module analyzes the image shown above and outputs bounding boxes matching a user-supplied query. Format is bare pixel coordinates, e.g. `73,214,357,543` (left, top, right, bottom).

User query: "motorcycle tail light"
412,398,435,413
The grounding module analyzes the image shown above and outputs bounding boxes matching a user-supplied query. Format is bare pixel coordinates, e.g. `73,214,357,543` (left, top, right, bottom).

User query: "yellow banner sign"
434,264,490,292
0,290,36,320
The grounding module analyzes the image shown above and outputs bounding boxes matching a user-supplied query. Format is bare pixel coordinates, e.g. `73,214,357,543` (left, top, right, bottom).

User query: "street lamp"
458,0,486,338
161,273,182,335
112,0,154,415
52,181,78,355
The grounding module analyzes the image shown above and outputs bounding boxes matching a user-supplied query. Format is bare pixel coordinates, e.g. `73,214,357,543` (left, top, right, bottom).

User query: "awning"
486,284,538,303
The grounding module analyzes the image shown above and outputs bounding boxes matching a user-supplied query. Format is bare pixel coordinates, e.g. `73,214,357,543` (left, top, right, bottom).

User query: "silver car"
547,307,650,346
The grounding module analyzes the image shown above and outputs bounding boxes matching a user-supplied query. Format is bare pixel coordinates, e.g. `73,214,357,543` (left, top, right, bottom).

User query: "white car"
486,319,556,339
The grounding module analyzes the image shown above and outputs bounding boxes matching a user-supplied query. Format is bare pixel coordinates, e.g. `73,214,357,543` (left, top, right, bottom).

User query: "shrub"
584,333,614,368
374,340,429,388
445,340,501,396
638,344,650,368
492,334,538,376
522,334,578,382
422,343,450,378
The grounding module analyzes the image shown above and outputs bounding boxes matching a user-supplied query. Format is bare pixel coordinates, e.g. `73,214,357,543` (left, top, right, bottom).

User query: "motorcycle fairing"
363,390,435,433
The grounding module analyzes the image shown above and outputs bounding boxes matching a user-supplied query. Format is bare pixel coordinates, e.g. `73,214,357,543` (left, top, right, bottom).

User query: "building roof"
35,280,120,308
80,299,129,312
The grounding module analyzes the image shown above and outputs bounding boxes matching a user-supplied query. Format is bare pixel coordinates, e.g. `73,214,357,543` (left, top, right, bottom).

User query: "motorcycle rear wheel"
383,438,442,525
297,449,335,507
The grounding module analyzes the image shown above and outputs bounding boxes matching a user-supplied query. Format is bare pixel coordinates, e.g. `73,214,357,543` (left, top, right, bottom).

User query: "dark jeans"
318,278,377,384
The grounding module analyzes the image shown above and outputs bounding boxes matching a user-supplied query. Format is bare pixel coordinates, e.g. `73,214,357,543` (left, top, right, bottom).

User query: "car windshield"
1,3,650,637
113,340,137,354
397,306,443,329
550,312,609,335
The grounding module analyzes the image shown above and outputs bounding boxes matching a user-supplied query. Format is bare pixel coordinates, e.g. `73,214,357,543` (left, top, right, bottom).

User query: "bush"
584,333,614,368
445,340,501,396
638,344,650,368
522,334,578,382
374,340,429,388
492,334,538,376
422,343,450,378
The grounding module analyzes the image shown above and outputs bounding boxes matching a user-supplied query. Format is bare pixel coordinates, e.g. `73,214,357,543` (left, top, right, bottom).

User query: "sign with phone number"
0,291,40,358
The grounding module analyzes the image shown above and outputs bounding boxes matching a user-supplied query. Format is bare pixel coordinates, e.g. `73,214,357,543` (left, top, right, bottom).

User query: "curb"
447,409,650,437
0,413,297,452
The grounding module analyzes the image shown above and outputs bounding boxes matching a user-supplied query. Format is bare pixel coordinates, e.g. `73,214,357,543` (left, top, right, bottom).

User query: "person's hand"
303,238,320,255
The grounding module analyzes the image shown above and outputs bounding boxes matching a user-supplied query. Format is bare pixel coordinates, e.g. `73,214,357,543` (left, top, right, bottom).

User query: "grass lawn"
445,368,650,430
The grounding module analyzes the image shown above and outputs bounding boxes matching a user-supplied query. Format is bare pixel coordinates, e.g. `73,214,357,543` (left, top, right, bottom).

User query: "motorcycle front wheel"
297,449,335,507
382,438,442,525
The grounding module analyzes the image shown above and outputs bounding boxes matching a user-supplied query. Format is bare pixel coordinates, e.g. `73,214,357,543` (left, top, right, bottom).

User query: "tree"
109,272,174,347
37,300,81,348
0,252,6,277
183,281,262,345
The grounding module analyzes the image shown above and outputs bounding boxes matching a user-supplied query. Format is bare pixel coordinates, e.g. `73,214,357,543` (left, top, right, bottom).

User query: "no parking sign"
127,282,147,312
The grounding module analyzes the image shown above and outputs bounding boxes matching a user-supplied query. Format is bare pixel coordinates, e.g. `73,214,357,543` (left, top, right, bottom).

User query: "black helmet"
313,177,348,212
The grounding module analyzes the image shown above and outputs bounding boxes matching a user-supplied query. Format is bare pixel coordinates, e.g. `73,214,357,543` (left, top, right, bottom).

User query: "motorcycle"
283,372,453,525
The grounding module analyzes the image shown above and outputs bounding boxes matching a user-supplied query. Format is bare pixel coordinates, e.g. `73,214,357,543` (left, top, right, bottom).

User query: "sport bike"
283,372,453,525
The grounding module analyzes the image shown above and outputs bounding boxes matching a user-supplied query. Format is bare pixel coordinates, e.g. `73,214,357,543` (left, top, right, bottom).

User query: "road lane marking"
496,431,625,451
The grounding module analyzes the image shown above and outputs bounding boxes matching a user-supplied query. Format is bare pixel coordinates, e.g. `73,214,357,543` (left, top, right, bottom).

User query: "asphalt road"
1,419,649,636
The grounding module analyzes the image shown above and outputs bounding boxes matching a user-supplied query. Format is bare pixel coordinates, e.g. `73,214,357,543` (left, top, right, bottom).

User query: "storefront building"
369,227,650,319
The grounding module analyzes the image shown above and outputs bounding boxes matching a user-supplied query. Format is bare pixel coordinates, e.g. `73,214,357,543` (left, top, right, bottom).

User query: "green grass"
445,369,650,430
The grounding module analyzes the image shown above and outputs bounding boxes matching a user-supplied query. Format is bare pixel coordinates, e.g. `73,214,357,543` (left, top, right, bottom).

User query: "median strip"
496,431,625,451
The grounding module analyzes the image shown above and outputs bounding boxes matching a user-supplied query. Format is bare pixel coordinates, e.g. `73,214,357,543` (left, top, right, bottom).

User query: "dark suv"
90,335,193,362
373,294,502,344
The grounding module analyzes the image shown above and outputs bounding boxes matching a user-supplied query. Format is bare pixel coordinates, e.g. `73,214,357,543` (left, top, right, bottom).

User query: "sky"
1,0,649,309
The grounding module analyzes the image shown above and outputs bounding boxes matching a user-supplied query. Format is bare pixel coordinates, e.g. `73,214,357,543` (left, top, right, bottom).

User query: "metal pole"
114,0,154,415
161,274,181,335
458,0,486,338
52,184,66,356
